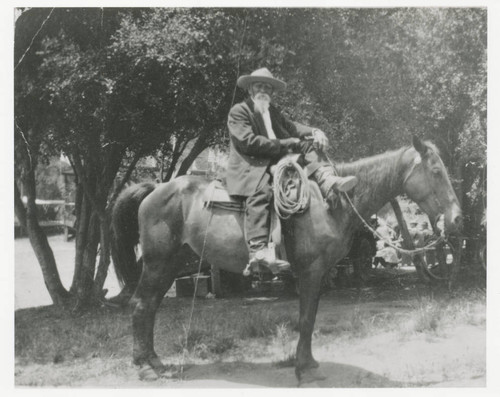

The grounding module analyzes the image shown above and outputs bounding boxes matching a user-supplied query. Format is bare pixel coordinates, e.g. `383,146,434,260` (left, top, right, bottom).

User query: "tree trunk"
460,160,485,267
93,212,112,300
69,173,102,309
72,210,100,309
70,187,91,294
69,149,124,308
15,175,69,306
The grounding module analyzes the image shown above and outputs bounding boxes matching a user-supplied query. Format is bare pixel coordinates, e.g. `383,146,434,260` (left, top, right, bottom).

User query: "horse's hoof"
139,365,160,381
158,365,179,379
136,356,179,381
148,357,179,379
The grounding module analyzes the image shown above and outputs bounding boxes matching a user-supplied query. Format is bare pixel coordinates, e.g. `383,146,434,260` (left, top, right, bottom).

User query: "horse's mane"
336,146,410,205
337,147,408,175
336,141,439,206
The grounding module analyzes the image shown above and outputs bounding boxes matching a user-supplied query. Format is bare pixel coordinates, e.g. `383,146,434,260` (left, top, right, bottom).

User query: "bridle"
341,150,448,256
402,153,421,186
343,192,445,257
402,150,447,226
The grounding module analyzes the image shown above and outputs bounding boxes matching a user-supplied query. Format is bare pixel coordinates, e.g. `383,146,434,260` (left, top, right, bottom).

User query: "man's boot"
245,239,291,275
313,165,358,198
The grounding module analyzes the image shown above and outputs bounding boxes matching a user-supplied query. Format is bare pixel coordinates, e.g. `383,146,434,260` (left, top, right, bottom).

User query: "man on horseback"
226,67,358,269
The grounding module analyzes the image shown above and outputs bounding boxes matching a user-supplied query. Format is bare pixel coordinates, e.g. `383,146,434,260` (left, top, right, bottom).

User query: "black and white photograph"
7,0,498,391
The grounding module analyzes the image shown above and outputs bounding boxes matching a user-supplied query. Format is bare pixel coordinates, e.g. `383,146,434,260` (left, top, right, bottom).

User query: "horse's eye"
432,169,441,176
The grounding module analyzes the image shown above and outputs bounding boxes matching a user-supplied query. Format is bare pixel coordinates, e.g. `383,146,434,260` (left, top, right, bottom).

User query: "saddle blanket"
202,179,282,248
203,179,245,212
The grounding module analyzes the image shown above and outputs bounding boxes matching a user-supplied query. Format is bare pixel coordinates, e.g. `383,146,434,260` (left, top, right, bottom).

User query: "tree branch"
176,133,209,177
72,151,103,218
107,152,142,209
164,136,192,182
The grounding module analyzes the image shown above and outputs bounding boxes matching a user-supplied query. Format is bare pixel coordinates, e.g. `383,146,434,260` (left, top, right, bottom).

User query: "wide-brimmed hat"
237,68,287,92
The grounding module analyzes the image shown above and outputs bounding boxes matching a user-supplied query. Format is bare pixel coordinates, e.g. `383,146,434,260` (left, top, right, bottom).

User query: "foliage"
15,6,487,184
14,7,486,306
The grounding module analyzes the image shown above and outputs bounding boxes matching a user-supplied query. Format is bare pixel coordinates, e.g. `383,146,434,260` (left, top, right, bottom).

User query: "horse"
110,136,462,386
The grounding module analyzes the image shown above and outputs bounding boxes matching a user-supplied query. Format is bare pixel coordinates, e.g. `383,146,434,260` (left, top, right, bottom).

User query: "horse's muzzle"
445,207,463,236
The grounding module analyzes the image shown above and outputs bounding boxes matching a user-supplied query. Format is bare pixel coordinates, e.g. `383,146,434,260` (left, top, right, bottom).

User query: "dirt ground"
15,235,123,310
14,235,487,388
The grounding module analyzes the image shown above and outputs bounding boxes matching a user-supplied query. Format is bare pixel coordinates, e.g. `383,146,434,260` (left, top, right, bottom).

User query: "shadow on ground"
171,361,407,388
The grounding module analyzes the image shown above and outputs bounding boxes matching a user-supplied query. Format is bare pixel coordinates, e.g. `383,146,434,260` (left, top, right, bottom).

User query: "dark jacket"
226,97,313,196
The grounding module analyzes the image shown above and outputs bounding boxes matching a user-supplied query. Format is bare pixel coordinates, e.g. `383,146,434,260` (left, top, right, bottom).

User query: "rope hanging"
273,156,310,219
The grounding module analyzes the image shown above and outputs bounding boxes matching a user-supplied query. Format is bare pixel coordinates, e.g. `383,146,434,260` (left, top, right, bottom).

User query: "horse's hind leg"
132,249,184,375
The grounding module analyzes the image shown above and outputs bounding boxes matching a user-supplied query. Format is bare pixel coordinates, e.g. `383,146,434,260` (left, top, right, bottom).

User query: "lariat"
273,155,311,219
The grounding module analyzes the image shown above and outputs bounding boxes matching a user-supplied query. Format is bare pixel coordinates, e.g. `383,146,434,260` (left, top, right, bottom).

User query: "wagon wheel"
421,238,462,283
355,255,374,282
420,243,450,280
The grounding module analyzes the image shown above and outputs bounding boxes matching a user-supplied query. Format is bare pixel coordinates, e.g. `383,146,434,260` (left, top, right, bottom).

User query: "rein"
343,192,445,257
331,152,447,257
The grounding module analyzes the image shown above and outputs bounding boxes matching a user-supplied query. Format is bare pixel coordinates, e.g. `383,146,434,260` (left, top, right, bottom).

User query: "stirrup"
243,245,291,276
244,257,291,276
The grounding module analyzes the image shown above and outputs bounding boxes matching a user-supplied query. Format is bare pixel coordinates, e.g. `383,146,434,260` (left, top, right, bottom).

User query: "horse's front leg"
295,256,328,386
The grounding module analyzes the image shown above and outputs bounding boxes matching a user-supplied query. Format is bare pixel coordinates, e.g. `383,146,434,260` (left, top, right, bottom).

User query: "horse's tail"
110,182,156,302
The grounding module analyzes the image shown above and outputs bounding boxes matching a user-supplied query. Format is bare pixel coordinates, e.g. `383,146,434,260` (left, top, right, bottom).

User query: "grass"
398,289,487,337
15,305,133,365
15,297,301,365
15,280,486,387
16,288,486,364
272,323,296,368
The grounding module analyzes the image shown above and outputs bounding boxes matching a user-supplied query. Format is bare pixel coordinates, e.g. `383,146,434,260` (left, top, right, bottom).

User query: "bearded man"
226,68,358,269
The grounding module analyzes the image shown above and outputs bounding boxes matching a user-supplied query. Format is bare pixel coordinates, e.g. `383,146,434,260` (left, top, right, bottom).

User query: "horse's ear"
412,136,428,156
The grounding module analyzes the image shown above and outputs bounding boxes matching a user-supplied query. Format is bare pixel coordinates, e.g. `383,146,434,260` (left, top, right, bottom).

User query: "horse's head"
402,136,463,236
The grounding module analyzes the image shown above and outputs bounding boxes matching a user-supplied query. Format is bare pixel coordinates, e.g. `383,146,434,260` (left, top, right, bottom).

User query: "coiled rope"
273,156,310,219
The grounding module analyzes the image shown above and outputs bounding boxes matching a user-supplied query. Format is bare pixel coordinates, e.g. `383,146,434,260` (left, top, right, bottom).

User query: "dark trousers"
245,141,329,246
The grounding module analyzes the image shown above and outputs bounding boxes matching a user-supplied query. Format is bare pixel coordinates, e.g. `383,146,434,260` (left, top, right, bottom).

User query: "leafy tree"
278,8,486,261
14,8,281,308
15,7,486,309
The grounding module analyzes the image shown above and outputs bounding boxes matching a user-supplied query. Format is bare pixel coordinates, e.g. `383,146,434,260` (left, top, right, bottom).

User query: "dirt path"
15,236,122,310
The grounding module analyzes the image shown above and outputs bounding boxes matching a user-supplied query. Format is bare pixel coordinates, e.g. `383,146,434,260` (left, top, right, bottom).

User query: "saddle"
203,179,284,250
202,155,310,270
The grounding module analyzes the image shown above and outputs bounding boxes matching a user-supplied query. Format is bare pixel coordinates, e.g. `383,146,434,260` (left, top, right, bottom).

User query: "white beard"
253,93,271,114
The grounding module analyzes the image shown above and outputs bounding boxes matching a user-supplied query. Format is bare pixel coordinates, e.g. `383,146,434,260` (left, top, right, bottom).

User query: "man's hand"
280,137,301,153
311,129,329,152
